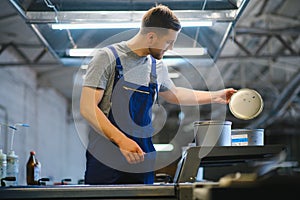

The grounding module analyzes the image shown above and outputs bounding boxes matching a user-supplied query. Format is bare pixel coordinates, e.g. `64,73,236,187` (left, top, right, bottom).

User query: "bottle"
26,151,41,185
0,149,7,180
6,150,19,186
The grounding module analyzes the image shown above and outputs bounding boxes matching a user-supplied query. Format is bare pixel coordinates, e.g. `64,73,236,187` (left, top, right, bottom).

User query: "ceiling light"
153,144,174,152
52,22,140,29
67,48,96,57
51,21,212,30
80,65,88,70
164,48,207,56
168,72,180,79
181,21,213,27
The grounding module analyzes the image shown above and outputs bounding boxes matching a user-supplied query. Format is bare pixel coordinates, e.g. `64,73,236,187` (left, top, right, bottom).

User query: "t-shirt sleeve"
83,48,114,89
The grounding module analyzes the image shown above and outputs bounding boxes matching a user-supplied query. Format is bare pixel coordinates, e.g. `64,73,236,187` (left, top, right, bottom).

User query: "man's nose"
167,43,174,51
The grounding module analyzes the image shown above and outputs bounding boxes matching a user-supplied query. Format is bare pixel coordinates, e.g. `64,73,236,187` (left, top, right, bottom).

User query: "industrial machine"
1,145,293,200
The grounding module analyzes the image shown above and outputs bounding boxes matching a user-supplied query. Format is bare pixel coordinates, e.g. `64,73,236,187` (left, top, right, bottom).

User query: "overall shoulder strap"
107,45,123,80
149,56,159,105
150,56,157,84
97,45,121,116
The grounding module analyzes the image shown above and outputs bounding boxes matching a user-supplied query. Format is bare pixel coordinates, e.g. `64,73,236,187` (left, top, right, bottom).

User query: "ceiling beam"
0,42,60,67
235,26,300,36
24,10,240,24
218,26,300,61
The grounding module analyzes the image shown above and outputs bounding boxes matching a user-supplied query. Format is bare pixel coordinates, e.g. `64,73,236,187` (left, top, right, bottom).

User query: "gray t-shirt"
83,41,174,115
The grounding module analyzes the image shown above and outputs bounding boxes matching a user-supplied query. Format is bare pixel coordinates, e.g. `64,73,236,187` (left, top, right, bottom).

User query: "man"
80,4,236,184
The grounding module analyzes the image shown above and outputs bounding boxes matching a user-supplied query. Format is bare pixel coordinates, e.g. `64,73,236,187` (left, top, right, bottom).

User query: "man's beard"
148,48,163,60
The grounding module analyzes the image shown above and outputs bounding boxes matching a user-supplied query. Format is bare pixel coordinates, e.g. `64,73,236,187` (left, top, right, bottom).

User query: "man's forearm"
163,87,213,105
161,87,235,105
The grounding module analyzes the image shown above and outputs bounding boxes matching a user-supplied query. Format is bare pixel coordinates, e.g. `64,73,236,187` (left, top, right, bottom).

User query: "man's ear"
146,32,157,45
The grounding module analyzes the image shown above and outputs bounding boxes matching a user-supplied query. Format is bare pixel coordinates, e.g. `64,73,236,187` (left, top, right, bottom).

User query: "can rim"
193,120,232,126
231,128,264,131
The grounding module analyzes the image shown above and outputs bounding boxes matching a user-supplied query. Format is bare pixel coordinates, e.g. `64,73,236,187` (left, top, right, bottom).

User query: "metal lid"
193,120,232,126
229,88,263,120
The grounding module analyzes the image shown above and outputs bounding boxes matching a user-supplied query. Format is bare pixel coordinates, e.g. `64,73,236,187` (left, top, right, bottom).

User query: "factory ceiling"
6,0,249,64
0,0,299,130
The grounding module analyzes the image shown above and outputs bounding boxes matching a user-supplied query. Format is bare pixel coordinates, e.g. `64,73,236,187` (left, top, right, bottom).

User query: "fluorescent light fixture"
51,21,212,30
164,48,207,56
181,21,213,27
52,22,140,29
68,47,207,57
68,48,96,57
168,72,180,79
80,65,88,70
153,144,174,152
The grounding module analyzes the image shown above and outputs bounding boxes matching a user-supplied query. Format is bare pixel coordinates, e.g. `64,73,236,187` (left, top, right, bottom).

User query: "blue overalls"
85,45,158,184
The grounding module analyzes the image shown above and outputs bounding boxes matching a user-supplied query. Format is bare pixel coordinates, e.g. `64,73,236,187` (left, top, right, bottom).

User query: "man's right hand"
118,138,145,164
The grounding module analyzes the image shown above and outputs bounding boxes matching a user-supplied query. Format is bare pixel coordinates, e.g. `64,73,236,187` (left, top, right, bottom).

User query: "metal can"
194,120,232,146
231,129,264,146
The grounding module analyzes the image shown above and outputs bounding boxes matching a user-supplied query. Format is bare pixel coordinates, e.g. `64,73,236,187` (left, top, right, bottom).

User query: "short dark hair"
141,4,181,34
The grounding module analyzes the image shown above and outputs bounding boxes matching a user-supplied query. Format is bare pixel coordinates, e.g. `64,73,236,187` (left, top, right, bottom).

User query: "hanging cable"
66,29,77,49
43,0,77,49
43,0,58,23
193,27,200,47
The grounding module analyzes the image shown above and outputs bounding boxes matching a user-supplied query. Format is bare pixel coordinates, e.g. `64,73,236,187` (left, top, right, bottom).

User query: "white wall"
0,49,87,186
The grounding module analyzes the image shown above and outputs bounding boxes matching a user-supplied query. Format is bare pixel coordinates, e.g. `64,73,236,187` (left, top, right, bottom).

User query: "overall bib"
85,45,158,184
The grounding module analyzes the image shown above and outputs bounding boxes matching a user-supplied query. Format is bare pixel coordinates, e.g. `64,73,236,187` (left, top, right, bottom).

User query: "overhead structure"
8,0,250,66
